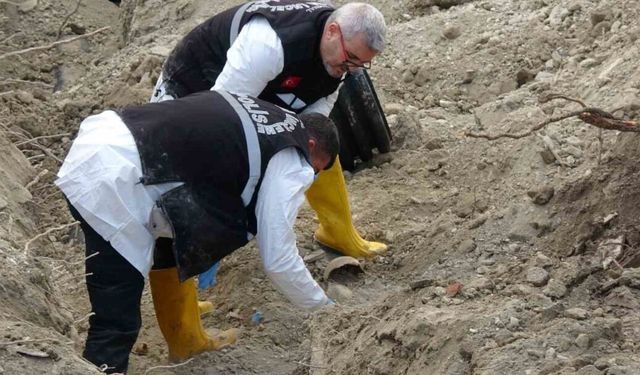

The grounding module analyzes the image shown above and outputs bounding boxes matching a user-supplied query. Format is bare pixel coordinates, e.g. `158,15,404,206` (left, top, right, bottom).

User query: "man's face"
320,22,378,78
308,138,331,173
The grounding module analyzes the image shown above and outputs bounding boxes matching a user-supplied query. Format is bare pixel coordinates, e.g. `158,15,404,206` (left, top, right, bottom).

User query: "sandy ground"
1,0,640,374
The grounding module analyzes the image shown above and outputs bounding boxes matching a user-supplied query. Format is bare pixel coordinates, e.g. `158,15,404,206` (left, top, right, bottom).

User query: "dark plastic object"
330,70,392,171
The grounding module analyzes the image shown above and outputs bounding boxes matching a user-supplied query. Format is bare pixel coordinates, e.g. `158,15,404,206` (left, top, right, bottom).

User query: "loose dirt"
1,0,640,374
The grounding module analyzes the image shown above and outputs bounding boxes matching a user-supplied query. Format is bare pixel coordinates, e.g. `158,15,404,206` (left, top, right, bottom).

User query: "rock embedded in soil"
466,276,493,291
576,365,602,375
575,334,591,349
327,283,353,302
385,103,404,115
527,186,554,205
565,308,589,320
535,252,553,267
442,25,461,40
526,267,550,287
543,279,567,299
459,238,476,253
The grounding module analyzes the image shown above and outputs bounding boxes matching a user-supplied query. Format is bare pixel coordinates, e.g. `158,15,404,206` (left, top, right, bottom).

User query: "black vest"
119,90,311,281
163,0,341,113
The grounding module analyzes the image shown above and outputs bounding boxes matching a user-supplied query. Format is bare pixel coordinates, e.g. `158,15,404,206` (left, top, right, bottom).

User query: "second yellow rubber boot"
305,157,387,258
149,268,237,363
198,300,214,315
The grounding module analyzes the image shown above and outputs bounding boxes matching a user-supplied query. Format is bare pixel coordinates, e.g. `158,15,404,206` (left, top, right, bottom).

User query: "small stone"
468,215,488,229
385,103,404,115
462,70,475,84
563,145,583,158
579,58,599,69
576,365,602,375
565,308,589,320
606,366,635,375
527,186,555,205
526,267,550,287
425,138,443,150
15,90,35,104
545,347,557,360
507,316,520,330
0,196,7,211
575,334,591,349
327,283,353,302
535,252,553,267
459,239,477,253
543,279,567,299
540,149,556,164
67,22,86,35
442,25,462,40
593,358,609,370
548,5,569,27
592,308,604,317
535,71,555,82
590,10,611,26
466,277,493,291
414,66,432,86
516,69,536,87
591,21,611,36
402,70,414,83
446,282,464,297
568,3,582,13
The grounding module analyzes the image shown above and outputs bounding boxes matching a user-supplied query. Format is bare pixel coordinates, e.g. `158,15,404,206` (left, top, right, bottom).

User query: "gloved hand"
197,261,220,290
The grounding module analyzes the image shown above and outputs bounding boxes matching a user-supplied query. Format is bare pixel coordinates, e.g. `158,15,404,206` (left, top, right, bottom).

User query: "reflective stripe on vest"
216,90,262,207
229,1,254,45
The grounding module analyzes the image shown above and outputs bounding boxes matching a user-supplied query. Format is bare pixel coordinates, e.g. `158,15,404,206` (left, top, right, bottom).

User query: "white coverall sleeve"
300,88,340,117
212,16,284,97
255,148,329,310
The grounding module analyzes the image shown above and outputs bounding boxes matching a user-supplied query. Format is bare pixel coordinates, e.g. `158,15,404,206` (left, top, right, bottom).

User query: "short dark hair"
298,113,340,170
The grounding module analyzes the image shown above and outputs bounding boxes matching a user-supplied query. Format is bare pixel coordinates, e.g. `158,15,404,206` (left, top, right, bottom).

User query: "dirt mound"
1,0,640,374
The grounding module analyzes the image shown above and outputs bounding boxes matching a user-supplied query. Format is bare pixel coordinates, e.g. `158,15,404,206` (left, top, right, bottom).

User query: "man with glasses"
148,0,387,362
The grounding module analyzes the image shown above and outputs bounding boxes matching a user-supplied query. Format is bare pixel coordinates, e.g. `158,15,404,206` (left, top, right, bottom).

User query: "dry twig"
0,337,73,346
465,94,640,140
1,31,22,45
57,0,82,39
15,133,70,146
0,0,22,6
0,26,110,61
144,358,194,374
21,141,63,164
23,221,79,255
24,168,49,190
0,78,54,88
73,311,94,325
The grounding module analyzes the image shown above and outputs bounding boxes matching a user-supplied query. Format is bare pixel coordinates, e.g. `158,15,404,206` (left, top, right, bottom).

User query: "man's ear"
308,138,317,152
326,22,339,37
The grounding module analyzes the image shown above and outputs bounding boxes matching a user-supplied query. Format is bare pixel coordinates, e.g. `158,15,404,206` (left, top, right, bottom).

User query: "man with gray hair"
148,0,387,364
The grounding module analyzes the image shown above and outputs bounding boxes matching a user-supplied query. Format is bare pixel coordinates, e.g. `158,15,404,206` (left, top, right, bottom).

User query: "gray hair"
327,2,386,52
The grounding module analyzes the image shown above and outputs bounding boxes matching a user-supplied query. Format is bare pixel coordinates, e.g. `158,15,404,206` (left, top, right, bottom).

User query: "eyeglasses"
336,24,372,70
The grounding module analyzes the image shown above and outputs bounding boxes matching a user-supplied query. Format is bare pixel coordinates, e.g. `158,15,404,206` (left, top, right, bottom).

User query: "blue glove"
197,261,220,290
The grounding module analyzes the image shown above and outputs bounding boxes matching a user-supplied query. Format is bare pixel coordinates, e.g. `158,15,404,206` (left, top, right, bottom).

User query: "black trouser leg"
69,204,144,374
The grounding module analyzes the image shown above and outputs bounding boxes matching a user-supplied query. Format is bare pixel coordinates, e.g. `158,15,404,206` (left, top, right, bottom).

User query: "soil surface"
1,0,640,374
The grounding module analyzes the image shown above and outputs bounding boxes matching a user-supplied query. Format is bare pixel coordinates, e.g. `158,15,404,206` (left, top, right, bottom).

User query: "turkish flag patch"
281,75,302,89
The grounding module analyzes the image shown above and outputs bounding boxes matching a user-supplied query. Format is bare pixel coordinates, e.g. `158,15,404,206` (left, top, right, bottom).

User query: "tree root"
465,94,640,140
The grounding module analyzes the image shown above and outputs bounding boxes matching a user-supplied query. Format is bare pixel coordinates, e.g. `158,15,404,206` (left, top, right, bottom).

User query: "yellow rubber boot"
198,300,214,315
305,158,387,258
149,268,237,363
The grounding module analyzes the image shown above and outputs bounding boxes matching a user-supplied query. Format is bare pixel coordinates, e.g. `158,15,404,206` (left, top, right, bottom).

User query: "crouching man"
55,90,337,373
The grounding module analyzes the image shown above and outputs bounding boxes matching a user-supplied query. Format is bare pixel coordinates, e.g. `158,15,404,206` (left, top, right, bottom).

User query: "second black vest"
163,0,341,113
